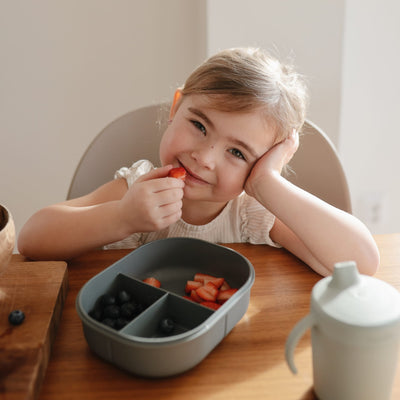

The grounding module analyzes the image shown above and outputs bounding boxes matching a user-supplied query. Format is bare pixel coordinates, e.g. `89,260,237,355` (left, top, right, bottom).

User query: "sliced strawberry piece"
217,288,238,303
190,290,202,303
196,282,218,302
204,277,225,289
194,273,218,284
185,280,202,293
201,301,221,310
220,281,231,291
196,287,215,302
143,277,161,288
168,167,187,180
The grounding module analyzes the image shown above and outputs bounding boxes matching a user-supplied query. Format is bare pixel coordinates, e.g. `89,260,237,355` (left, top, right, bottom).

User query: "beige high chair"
67,103,352,213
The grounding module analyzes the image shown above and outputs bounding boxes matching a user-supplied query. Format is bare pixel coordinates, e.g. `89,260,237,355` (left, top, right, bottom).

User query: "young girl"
18,48,379,276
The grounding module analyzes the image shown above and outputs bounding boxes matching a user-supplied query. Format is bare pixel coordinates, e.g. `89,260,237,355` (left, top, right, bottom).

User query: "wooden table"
32,234,400,399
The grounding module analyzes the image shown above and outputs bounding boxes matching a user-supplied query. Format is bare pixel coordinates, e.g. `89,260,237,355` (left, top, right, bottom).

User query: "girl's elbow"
17,235,37,260
359,241,380,276
17,230,29,256
368,247,380,276
17,228,44,260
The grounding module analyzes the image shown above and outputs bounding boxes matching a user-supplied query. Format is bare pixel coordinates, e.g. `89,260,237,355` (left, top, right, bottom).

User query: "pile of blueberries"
89,290,145,330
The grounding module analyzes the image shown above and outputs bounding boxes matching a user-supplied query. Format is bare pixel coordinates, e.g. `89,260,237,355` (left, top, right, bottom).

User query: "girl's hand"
118,165,185,234
245,129,299,198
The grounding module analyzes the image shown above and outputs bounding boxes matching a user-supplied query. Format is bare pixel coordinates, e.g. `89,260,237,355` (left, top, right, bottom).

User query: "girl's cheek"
220,172,247,195
159,129,176,165
158,139,169,166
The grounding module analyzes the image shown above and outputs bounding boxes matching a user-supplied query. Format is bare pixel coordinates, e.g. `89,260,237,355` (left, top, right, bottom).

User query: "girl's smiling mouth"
179,162,210,185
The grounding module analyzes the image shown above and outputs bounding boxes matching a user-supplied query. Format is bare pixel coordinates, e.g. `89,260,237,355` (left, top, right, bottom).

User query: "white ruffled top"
104,160,279,249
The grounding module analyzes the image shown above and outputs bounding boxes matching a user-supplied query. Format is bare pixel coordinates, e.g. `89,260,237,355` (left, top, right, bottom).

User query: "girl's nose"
191,144,217,170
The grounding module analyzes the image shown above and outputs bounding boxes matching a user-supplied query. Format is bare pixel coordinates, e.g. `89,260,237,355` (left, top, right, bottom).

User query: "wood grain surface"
6,235,400,400
0,257,68,400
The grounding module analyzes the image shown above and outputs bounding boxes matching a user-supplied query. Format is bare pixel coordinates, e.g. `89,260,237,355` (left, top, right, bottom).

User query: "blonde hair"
181,48,308,142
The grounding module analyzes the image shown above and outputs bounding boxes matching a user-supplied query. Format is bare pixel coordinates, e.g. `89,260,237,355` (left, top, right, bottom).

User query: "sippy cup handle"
285,313,315,374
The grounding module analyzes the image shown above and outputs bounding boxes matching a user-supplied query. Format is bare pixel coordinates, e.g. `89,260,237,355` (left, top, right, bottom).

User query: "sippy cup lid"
312,261,400,327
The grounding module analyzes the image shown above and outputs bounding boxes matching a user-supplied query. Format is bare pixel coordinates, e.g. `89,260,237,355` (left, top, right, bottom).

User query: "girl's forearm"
254,173,380,275
18,201,128,260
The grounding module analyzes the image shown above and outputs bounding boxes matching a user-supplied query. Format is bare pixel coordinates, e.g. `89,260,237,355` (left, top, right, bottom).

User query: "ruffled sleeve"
114,159,155,187
238,193,281,247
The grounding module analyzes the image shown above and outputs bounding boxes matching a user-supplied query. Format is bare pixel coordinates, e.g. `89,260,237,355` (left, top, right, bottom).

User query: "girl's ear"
169,89,183,120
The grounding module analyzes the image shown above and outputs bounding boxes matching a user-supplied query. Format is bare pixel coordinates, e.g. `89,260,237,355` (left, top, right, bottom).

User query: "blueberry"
99,293,116,307
103,305,120,319
120,302,141,319
136,303,144,314
159,317,175,335
89,306,103,321
8,310,25,326
115,317,130,330
117,290,131,304
101,318,117,329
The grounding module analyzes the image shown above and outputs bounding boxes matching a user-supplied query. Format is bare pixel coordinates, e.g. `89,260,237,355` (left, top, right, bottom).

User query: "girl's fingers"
136,165,185,191
283,129,299,164
136,165,173,182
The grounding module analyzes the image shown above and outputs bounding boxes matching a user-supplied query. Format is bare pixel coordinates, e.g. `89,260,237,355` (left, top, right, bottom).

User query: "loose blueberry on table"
8,310,25,325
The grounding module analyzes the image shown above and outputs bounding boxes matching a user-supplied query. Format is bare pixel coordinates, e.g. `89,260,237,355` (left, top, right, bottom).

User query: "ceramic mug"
0,205,15,269
285,261,400,400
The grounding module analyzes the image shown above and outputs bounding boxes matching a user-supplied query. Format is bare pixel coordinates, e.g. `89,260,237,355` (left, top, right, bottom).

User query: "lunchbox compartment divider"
120,292,214,339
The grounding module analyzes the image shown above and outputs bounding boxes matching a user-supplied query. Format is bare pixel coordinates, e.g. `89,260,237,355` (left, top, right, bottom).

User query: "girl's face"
159,93,276,210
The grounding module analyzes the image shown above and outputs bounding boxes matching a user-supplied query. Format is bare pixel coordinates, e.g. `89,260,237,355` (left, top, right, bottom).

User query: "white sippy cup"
285,261,400,400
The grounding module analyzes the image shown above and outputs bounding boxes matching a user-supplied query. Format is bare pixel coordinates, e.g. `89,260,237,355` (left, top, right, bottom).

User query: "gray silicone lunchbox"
76,238,255,377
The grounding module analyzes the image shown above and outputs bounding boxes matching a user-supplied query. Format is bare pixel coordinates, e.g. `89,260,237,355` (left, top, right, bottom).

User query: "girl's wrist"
245,170,281,200
112,200,134,240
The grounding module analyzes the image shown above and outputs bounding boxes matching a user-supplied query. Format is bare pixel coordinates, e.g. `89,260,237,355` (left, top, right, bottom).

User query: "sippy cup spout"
328,261,361,290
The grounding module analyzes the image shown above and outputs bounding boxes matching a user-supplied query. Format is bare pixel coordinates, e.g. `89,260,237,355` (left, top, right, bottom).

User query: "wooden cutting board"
0,255,68,400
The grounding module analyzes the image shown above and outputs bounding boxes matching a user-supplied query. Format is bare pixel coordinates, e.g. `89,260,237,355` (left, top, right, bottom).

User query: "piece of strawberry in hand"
168,167,187,180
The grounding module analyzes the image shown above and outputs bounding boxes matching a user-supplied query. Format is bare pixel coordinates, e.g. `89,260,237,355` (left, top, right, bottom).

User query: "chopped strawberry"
190,290,203,303
217,288,238,303
220,281,231,291
184,272,238,308
201,301,221,310
204,277,225,289
168,167,187,180
143,277,161,288
194,273,218,284
193,274,224,288
196,282,218,302
183,295,192,301
185,280,202,293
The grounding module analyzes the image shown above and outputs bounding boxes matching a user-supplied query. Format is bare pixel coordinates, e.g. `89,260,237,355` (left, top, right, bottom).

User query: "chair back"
67,103,167,199
286,120,352,213
67,104,352,213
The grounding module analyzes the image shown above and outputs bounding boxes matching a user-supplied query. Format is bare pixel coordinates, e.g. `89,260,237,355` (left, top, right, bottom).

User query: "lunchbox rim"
76,238,255,345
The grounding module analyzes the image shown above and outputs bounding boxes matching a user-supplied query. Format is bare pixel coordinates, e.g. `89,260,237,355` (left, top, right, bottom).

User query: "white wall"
207,0,400,234
207,0,344,147
2,0,399,247
339,0,400,233
0,0,206,242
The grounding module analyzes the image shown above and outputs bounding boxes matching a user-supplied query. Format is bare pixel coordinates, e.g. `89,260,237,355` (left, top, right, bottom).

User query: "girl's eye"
229,148,245,160
191,120,206,135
